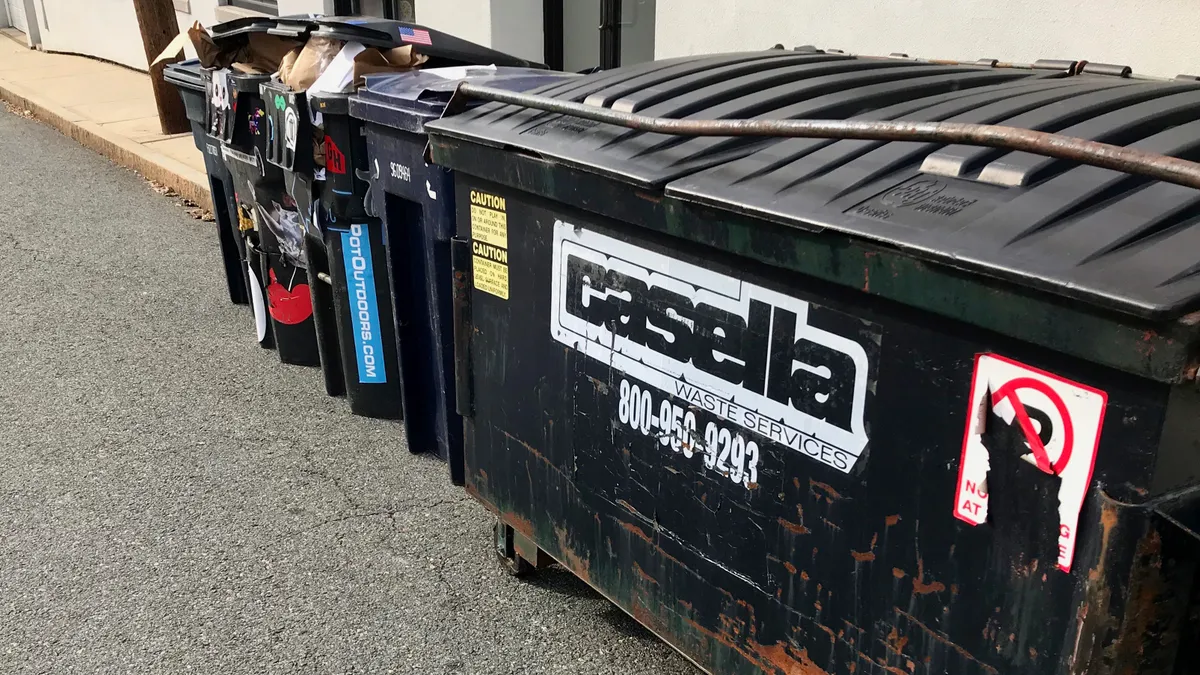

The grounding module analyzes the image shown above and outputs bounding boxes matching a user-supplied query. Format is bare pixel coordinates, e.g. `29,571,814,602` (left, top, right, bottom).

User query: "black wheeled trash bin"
428,51,1200,675
260,77,349,397
164,59,248,307
203,16,318,364
262,17,548,419
349,67,578,474
210,67,320,364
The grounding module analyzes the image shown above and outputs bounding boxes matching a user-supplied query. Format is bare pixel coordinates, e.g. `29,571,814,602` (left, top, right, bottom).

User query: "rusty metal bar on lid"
452,82,1200,192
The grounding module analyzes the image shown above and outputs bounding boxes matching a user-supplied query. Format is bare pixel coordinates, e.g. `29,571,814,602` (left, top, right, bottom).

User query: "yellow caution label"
472,255,509,300
472,240,508,264
469,190,510,300
470,205,508,249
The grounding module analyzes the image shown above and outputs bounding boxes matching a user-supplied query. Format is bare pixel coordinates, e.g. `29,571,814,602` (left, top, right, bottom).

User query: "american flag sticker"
398,26,432,46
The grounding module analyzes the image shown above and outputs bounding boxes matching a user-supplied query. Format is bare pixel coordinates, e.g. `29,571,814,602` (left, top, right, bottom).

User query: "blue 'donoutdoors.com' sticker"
340,224,387,384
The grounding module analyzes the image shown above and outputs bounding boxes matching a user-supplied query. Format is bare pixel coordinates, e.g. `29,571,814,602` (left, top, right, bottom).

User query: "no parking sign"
954,354,1108,572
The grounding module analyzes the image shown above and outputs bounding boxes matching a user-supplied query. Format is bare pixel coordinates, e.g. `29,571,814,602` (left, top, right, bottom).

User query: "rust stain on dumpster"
554,525,591,583
631,561,659,586
753,642,830,675
780,517,812,535
911,559,946,595
620,519,654,544
896,610,997,674
677,597,833,675
851,533,878,562
496,429,556,468
885,626,909,654
504,512,535,538
810,480,843,503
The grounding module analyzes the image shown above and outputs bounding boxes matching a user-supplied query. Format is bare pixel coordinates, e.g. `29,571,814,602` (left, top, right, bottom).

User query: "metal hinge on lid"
1080,62,1133,77
1033,59,1081,74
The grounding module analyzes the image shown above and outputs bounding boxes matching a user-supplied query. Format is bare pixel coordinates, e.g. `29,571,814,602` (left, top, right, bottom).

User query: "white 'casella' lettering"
549,221,873,474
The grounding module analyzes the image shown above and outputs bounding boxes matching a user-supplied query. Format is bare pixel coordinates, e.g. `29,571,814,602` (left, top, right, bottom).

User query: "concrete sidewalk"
0,28,212,211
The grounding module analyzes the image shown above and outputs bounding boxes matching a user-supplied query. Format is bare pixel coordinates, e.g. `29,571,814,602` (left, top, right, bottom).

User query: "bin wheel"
494,521,535,578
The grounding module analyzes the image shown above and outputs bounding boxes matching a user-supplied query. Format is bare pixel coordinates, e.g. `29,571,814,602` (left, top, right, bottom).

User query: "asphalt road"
0,108,695,674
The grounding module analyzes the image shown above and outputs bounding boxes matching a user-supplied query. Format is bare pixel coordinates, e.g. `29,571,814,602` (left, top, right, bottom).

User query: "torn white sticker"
953,353,1108,572
248,263,268,343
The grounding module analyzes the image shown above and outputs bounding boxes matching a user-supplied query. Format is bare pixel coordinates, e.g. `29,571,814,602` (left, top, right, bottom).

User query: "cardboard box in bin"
153,21,300,74
279,37,428,94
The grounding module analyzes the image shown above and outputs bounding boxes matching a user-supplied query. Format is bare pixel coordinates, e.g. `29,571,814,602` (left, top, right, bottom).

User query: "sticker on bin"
954,354,1108,572
341,224,387,384
550,221,873,474
470,190,509,300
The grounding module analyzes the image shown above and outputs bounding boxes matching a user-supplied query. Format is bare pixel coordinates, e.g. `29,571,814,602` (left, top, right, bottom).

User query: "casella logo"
550,222,872,473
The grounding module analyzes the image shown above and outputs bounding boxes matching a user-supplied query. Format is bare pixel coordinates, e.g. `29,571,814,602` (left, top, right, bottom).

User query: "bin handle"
451,83,1200,192
267,27,305,38
357,164,379,219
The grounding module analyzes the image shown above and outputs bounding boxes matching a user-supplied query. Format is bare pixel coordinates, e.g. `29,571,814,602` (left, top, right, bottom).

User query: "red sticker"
325,137,346,175
266,269,313,325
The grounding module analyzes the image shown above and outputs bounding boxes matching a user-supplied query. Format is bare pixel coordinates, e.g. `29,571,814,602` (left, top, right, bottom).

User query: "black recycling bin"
349,67,578,474
210,66,319,365
428,51,1200,675
260,79,349,397
164,59,247,308
261,17,548,418
197,13,318,363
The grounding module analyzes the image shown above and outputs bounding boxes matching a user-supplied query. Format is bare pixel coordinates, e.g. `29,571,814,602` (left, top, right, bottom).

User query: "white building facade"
2,0,1199,79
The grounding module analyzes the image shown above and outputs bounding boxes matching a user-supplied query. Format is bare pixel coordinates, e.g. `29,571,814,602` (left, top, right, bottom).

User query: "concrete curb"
0,76,214,212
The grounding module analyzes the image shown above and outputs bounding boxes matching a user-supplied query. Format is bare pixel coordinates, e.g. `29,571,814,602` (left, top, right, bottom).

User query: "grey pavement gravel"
0,107,696,675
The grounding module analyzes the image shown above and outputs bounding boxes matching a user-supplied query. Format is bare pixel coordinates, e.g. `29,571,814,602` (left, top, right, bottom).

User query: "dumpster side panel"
363,126,464,464
455,176,1180,675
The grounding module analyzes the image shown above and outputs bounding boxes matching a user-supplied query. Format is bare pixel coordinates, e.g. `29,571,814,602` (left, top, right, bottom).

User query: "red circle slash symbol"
991,377,1074,476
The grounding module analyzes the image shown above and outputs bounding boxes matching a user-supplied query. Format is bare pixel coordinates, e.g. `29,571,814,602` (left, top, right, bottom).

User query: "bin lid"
427,51,1200,319
426,51,1057,187
350,67,579,133
664,77,1200,319
164,59,205,91
310,17,546,69
209,15,287,41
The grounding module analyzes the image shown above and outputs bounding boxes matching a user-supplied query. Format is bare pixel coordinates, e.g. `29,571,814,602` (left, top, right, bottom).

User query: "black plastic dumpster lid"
426,51,1057,187
665,77,1200,319
350,67,579,133
209,15,286,41
310,17,546,69
164,59,205,90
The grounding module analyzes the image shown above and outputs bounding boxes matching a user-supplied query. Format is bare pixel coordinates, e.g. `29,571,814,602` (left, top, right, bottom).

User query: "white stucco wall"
488,0,541,63
30,0,145,67
654,0,1200,79
27,0,325,71
277,0,327,17
415,0,491,49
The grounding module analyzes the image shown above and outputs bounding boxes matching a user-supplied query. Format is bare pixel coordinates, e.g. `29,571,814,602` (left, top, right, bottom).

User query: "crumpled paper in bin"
279,36,344,91
283,39,428,94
